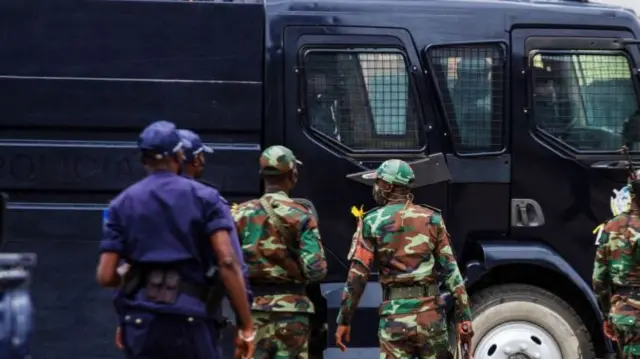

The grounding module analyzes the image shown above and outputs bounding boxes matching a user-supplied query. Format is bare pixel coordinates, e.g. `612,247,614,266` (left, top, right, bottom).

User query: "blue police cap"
177,129,214,161
138,121,183,159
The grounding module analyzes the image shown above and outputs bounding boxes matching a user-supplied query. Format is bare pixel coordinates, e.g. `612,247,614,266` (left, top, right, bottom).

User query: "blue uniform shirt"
100,171,234,317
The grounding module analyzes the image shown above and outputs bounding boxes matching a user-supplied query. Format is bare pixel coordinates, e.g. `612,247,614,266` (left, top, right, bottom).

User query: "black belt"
250,283,306,297
614,285,640,297
181,282,210,302
142,281,209,302
382,284,439,301
122,266,210,303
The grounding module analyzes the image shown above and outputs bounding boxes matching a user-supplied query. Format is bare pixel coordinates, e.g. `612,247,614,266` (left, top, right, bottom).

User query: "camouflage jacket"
336,202,472,325
232,190,327,313
593,204,640,316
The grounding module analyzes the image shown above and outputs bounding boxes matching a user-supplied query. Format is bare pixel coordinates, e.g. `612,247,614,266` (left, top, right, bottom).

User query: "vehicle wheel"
470,284,595,359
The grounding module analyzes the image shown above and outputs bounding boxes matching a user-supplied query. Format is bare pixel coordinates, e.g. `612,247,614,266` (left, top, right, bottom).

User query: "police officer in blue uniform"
96,121,256,359
178,128,253,356
177,129,214,181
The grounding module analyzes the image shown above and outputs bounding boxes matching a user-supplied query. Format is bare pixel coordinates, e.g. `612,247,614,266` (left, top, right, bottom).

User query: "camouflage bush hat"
362,159,415,186
259,145,303,175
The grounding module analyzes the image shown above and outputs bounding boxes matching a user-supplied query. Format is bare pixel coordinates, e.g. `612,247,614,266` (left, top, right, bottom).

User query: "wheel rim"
473,321,563,359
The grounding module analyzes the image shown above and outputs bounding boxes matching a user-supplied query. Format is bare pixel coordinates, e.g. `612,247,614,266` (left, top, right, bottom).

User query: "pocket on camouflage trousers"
379,313,424,343
274,316,310,349
416,310,448,338
611,299,640,331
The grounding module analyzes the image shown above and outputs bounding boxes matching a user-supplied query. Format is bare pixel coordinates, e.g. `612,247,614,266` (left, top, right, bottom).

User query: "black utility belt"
122,267,209,304
614,285,640,297
250,283,306,297
382,284,439,301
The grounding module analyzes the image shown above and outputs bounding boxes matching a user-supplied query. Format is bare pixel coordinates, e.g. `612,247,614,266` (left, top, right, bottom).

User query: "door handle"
511,198,545,227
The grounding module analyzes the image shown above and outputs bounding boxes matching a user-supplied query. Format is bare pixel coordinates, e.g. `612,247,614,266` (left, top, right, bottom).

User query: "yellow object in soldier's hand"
348,205,365,261
593,223,605,246
231,202,239,215
351,205,364,219
593,224,604,235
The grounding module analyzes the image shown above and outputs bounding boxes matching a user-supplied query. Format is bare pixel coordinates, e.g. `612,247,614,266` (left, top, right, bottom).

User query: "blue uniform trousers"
121,310,219,359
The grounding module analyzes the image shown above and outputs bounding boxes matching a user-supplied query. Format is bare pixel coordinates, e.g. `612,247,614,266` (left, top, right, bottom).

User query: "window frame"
527,49,640,155
423,40,509,157
298,45,427,155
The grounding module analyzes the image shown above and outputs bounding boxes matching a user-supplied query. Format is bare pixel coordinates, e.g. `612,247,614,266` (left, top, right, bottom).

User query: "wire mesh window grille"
530,52,638,152
427,45,505,154
303,50,421,151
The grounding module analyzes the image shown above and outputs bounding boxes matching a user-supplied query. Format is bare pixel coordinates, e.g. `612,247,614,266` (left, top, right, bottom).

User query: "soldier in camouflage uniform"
232,145,328,359
335,159,474,359
593,171,640,358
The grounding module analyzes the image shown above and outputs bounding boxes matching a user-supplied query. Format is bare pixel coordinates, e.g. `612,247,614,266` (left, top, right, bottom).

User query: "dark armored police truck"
0,0,639,358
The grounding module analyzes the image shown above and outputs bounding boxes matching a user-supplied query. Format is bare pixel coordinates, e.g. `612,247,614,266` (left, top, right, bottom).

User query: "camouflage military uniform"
233,145,328,359
593,200,640,358
337,159,472,359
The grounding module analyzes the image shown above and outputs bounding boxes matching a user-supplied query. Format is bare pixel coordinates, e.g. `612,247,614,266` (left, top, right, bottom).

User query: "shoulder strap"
259,196,305,279
363,206,380,218
453,340,462,359
259,196,294,241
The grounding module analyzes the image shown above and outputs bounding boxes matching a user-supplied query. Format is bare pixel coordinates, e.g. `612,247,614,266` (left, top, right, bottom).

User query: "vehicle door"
510,28,640,282
422,41,512,273
278,26,450,352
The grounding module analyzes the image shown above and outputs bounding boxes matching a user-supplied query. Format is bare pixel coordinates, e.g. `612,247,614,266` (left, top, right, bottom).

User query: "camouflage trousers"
611,297,640,358
379,311,452,359
253,311,310,359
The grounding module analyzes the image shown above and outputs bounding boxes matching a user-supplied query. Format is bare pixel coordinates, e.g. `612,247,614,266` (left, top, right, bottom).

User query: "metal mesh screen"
531,53,638,151
427,45,505,154
303,50,421,151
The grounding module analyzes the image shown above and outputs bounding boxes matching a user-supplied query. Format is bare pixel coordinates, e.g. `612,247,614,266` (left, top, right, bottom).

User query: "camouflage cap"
362,159,415,186
259,145,303,175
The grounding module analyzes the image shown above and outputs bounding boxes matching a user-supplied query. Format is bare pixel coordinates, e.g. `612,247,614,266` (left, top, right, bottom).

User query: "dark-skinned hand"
335,325,351,352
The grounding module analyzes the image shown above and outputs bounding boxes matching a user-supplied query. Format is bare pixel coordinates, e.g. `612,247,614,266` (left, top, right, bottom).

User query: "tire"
469,284,595,359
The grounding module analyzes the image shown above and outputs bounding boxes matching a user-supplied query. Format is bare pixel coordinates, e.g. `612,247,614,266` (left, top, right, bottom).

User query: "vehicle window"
530,52,638,152
302,49,422,151
427,44,506,154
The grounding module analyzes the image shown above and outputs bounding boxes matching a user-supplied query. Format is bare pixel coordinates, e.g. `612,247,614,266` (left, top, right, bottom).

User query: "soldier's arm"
336,218,374,326
231,204,253,303
592,229,611,317
298,212,328,282
234,236,252,301
97,201,124,287
227,201,248,275
432,215,472,322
